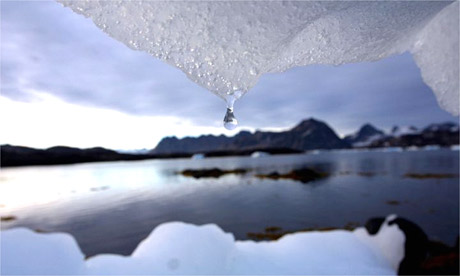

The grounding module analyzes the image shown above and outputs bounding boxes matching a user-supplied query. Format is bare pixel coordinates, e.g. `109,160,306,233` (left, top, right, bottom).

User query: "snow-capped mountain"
391,126,419,137
344,124,385,147
423,122,459,133
345,122,459,148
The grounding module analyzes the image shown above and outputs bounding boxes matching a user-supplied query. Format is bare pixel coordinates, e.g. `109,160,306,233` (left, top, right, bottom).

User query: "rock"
404,173,458,179
364,218,386,235
387,217,429,275
1,216,17,222
180,168,247,179
364,216,447,275
256,168,328,183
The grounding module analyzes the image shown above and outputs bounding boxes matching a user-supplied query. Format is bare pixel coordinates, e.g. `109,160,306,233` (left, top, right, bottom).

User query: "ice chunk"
57,1,459,115
354,214,405,271
1,215,405,274
231,230,395,274
0,228,85,275
411,2,459,116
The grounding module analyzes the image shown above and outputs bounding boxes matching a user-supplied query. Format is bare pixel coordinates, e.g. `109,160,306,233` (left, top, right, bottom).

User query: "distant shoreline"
1,144,458,168
0,145,303,168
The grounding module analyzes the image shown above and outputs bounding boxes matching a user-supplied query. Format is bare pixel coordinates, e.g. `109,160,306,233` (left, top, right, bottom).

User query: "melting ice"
58,1,459,121
1,215,405,275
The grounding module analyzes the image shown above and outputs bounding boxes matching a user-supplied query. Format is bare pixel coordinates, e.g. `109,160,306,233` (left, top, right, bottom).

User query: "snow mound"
58,1,459,114
1,215,404,275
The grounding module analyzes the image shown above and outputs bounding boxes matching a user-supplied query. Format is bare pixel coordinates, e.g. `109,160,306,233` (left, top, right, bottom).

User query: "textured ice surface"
58,1,459,114
1,215,404,275
1,228,85,275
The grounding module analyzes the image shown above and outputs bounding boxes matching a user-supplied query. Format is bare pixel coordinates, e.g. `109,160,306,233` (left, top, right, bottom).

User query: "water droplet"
223,108,238,130
222,93,242,130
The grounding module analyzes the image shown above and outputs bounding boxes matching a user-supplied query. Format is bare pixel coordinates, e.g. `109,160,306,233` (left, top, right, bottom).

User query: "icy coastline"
2,215,404,275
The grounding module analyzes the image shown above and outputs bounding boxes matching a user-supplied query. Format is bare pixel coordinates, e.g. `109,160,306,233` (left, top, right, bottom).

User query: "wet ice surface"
59,1,459,115
0,150,458,257
1,215,403,275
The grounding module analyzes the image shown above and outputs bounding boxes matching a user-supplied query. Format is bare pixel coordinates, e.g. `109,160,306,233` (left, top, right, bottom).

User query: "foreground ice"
58,1,459,115
1,215,404,275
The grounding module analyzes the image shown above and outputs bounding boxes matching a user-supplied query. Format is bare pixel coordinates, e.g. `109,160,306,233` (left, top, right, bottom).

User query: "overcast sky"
1,1,457,150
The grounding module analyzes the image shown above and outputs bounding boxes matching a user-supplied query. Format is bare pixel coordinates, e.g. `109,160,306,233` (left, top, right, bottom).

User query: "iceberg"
58,1,459,115
1,215,404,275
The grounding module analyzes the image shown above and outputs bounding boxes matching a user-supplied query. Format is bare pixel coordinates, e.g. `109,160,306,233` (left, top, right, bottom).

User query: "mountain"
152,118,350,154
344,124,385,147
153,135,232,154
0,145,157,167
391,125,419,136
3,120,458,168
367,122,459,148
423,122,459,133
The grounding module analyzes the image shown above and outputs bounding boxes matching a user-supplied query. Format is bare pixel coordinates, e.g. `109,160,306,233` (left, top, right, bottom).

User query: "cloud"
1,1,225,124
0,92,229,150
1,0,457,149
237,53,457,135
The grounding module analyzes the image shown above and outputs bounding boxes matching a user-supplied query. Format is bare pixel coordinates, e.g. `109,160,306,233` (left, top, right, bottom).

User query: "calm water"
0,149,458,256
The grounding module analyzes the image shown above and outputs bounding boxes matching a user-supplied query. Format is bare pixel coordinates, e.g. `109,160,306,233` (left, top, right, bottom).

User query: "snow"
57,1,459,115
1,215,405,275
381,147,404,152
406,146,419,151
251,151,270,158
391,126,419,137
191,153,205,160
353,134,385,147
422,145,441,151
116,149,150,155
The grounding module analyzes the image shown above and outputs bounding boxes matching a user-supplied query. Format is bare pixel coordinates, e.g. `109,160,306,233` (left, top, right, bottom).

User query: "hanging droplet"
222,92,243,130
223,108,238,130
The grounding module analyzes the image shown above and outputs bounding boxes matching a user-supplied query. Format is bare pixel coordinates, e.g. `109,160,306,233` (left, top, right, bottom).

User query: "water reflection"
0,150,458,256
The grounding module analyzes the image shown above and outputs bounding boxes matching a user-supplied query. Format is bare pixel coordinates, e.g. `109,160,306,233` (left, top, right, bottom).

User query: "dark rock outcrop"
364,216,459,275
180,168,247,178
255,168,329,184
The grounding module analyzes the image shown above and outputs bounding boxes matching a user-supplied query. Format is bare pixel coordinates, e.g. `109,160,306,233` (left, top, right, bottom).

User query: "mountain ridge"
152,118,350,154
153,120,459,154
1,119,458,167
344,123,385,146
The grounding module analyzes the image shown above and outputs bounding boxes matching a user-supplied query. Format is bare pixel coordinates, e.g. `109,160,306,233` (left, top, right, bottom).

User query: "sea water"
0,149,458,256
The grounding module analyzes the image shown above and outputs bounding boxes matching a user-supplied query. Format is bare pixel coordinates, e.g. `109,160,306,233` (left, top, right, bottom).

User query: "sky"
1,1,458,150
